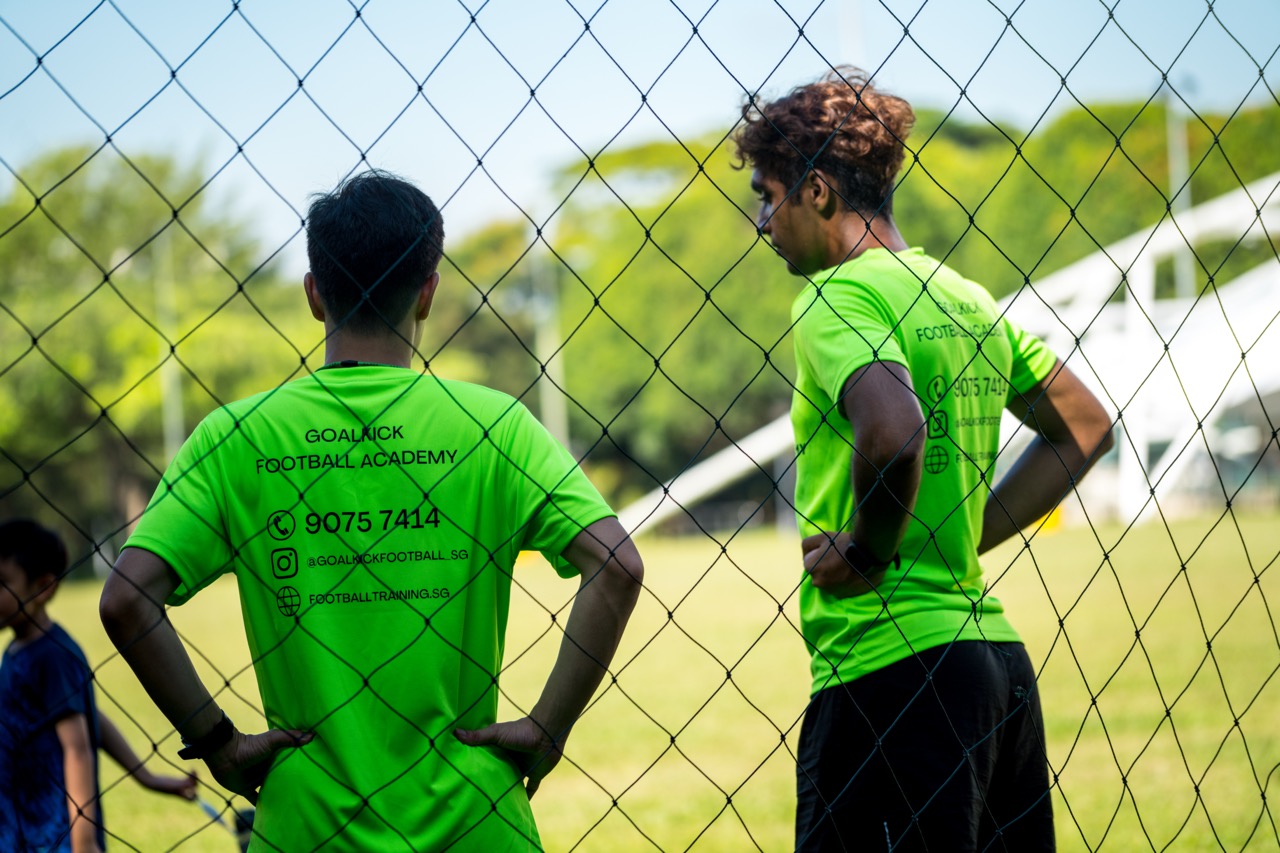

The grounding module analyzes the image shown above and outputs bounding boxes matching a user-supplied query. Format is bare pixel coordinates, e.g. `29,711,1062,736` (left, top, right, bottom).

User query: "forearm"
530,547,641,742
980,363,1115,554
850,441,922,560
65,752,99,853
105,609,221,740
100,559,223,742
979,436,1095,553
99,710,171,790
56,717,101,853
98,711,144,773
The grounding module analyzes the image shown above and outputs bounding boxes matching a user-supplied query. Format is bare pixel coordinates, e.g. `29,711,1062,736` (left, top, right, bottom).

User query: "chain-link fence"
2,1,1278,850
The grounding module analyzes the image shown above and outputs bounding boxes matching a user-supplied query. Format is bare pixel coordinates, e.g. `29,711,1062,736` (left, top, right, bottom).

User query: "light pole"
1165,78,1195,300
526,236,570,449
156,228,184,463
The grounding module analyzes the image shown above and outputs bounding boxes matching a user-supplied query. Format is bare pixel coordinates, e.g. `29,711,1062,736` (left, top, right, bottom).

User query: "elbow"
1083,403,1117,462
629,555,645,593
899,430,926,471
1095,409,1117,456
1096,424,1116,459
98,583,129,644
99,572,150,647
603,542,645,608
867,428,925,475
614,547,645,595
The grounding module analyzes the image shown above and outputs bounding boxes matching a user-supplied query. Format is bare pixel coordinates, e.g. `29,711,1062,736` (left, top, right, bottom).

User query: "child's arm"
54,713,103,853
98,710,197,799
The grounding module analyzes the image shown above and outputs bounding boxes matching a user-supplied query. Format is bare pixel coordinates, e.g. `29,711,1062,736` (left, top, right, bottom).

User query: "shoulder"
432,379,534,423
816,249,925,299
791,261,893,329
35,624,89,669
213,380,305,420
904,251,997,301
8,626,90,689
432,378,519,408
790,281,821,322
187,386,280,439
186,375,343,439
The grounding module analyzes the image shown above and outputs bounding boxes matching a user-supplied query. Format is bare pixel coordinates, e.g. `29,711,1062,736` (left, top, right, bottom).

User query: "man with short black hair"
101,171,643,851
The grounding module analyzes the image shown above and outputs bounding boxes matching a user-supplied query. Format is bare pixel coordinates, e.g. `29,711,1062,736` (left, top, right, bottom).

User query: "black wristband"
178,711,235,760
843,539,900,575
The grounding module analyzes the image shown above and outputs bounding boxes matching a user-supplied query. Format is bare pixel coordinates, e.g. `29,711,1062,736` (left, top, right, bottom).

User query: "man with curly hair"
734,68,1114,851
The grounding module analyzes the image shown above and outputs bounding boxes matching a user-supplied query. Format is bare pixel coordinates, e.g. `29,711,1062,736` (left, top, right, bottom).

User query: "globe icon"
277,585,301,617
924,445,950,475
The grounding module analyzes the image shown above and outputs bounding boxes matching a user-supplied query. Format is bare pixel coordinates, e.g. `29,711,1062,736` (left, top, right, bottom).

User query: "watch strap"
177,711,235,760
843,539,900,575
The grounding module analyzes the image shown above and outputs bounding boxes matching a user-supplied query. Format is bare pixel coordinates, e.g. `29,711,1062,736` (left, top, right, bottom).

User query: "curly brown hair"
734,66,915,216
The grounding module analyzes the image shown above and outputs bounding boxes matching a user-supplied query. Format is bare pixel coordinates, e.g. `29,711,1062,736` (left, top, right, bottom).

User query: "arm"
100,548,311,803
55,713,102,853
978,359,1115,554
802,361,925,596
455,516,643,797
98,710,197,800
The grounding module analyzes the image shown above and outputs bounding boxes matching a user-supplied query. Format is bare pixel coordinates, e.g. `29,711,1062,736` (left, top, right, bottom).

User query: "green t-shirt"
126,364,615,851
790,247,1057,696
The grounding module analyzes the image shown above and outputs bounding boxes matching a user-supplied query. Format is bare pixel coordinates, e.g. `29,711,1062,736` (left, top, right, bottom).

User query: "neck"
11,609,52,644
829,212,908,266
321,330,417,370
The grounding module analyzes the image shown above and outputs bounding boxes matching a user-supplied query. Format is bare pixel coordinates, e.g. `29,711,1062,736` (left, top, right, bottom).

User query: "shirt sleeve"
1001,315,1059,398
793,279,907,407
498,403,616,578
30,642,91,726
124,413,236,605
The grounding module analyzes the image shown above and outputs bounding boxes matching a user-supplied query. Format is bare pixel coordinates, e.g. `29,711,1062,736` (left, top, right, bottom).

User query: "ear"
415,270,441,321
30,573,58,607
808,170,840,218
303,273,326,322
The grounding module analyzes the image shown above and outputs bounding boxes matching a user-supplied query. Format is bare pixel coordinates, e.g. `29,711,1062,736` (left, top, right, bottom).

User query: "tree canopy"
0,146,315,554
3,96,1277,543
444,98,1280,503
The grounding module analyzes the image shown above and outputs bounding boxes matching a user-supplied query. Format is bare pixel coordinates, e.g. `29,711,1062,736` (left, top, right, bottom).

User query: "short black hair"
0,518,68,583
305,171,446,335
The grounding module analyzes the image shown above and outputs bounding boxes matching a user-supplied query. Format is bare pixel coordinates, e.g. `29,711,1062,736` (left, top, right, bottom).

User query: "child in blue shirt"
1,519,196,852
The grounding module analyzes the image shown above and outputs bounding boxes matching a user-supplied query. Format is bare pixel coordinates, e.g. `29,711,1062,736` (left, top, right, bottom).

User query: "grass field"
35,512,1280,851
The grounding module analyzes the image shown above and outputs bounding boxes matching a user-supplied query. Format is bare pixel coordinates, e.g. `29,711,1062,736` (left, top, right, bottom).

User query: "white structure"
619,173,1280,537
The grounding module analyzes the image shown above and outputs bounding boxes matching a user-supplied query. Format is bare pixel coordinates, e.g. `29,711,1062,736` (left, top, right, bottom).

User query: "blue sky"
1,0,1276,263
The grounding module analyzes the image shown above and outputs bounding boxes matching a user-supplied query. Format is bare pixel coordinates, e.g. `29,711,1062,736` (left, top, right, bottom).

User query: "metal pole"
532,248,569,449
157,229,184,462
1166,81,1195,300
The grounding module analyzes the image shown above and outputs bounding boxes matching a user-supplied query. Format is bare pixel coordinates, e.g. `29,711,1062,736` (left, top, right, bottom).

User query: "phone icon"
268,511,295,541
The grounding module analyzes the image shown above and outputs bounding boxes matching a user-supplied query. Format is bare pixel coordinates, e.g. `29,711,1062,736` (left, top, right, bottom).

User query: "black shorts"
795,641,1054,852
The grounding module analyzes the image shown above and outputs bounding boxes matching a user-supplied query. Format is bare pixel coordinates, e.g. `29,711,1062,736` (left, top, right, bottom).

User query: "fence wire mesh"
1,0,1279,851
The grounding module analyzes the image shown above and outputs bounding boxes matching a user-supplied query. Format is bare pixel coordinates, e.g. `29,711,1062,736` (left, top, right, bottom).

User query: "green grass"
31,513,1280,851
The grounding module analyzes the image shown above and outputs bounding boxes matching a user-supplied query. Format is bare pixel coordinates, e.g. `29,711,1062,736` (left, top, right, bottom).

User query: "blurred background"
1,1,1278,850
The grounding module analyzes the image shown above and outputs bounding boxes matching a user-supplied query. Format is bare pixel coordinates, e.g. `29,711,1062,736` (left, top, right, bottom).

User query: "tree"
546,135,798,501
442,98,1279,510
0,146,312,560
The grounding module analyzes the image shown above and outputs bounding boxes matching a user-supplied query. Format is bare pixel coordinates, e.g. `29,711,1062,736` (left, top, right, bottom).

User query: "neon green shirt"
126,364,615,851
790,248,1057,696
